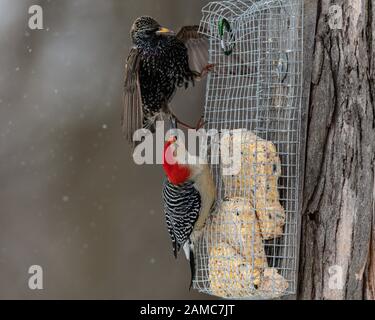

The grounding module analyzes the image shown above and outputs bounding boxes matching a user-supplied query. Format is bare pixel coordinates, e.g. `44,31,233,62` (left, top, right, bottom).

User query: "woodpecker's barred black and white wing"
176,26,209,76
122,47,143,144
162,179,201,258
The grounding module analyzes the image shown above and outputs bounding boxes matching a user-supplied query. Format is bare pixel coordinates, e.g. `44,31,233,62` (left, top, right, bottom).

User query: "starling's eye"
143,28,158,36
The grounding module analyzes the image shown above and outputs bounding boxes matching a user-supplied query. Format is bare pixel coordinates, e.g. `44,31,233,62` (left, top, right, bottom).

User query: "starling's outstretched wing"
122,47,143,144
176,26,209,75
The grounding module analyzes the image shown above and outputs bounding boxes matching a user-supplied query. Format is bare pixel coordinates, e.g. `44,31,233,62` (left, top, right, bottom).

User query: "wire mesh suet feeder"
194,0,303,299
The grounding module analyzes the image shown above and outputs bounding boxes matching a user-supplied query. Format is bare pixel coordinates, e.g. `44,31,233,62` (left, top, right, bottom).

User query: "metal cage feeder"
193,0,303,299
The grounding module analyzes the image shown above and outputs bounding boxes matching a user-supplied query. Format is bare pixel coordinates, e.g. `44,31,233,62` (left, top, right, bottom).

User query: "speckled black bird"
122,16,212,144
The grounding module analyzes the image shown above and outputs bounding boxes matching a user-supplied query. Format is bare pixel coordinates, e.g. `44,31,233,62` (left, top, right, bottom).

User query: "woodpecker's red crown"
163,137,190,185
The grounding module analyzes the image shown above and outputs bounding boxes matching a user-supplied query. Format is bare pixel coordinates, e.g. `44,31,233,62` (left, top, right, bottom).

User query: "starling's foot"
170,113,206,131
171,113,195,130
195,116,206,130
199,64,216,79
169,117,178,129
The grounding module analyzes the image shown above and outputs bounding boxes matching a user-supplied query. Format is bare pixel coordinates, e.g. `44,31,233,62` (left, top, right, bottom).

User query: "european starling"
122,16,212,145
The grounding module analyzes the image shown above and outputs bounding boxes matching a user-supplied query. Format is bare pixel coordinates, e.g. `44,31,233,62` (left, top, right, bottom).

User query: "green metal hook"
218,18,234,56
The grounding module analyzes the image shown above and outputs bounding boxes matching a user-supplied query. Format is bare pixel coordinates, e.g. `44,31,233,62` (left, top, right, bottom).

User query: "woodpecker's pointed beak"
156,27,175,36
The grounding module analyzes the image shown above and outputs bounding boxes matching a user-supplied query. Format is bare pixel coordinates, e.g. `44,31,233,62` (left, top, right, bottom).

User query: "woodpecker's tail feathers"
182,239,196,290
182,242,190,260
189,244,196,291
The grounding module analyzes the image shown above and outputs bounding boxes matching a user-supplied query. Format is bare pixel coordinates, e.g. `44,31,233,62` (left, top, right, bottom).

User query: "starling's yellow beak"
156,27,175,35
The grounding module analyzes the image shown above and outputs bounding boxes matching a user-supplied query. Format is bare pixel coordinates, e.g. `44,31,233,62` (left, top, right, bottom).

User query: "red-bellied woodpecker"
162,136,216,288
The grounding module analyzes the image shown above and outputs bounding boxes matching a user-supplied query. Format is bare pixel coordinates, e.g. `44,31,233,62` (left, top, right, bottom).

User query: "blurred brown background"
0,0,214,299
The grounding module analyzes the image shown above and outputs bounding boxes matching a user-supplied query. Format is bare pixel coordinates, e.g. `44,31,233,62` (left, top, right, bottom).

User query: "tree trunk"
297,0,375,299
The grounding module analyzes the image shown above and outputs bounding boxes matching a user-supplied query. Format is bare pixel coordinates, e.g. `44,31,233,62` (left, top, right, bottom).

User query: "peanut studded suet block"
208,198,267,297
207,131,288,298
258,267,289,297
208,197,288,298
221,130,285,239
208,242,262,298
210,198,267,263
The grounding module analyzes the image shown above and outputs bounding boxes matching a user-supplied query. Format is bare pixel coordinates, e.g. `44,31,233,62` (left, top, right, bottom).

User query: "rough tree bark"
297,0,375,299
